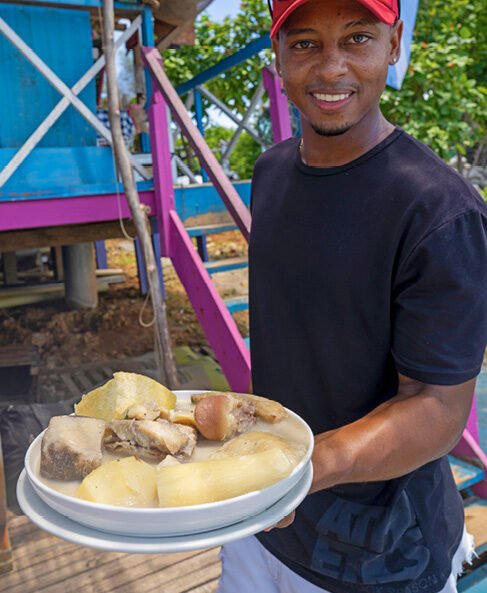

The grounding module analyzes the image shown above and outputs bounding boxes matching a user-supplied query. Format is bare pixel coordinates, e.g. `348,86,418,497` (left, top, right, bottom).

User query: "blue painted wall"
0,4,96,148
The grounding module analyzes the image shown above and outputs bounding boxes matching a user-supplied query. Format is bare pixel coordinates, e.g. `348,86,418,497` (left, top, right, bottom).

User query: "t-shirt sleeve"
392,210,487,385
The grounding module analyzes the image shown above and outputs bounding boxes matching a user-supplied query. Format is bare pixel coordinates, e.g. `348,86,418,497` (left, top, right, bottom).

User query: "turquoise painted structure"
0,4,96,149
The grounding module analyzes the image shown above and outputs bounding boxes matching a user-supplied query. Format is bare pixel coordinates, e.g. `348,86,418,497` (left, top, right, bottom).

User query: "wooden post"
102,0,178,389
50,246,64,281
0,435,13,574
2,252,18,285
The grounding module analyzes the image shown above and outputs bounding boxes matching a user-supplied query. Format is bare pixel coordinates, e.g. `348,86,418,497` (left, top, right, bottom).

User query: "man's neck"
300,112,395,168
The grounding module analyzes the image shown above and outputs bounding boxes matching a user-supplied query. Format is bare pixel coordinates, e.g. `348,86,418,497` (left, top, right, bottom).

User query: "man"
217,1,487,592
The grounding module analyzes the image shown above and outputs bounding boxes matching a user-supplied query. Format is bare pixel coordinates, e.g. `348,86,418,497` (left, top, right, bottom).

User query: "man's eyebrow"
344,16,380,29
284,27,317,37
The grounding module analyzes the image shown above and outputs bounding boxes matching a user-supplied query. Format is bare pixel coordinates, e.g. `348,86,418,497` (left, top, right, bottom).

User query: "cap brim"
270,0,309,39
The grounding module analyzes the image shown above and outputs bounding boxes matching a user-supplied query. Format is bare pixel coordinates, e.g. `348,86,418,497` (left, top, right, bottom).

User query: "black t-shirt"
249,128,487,593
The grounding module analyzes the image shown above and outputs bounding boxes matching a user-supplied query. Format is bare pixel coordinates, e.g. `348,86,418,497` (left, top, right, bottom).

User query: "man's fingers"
264,511,296,532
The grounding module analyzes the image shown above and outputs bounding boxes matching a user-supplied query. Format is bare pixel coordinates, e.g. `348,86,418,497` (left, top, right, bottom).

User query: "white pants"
217,528,475,593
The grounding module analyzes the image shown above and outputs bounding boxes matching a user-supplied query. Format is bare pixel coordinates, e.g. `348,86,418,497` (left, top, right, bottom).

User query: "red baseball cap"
269,0,400,38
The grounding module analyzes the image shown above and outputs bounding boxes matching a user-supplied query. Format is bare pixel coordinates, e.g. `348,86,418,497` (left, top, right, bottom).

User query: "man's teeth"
313,93,350,102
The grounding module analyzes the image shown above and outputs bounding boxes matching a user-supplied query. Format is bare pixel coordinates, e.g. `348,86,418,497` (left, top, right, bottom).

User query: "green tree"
381,0,486,164
163,0,272,116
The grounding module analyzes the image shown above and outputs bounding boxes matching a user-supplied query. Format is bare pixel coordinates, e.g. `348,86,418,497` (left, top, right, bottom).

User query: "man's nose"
313,46,348,82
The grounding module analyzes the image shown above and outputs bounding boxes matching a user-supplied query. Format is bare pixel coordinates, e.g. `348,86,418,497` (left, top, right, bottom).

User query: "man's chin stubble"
310,122,354,137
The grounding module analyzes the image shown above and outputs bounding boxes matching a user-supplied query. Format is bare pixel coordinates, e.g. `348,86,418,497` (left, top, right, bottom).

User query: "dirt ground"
0,233,249,371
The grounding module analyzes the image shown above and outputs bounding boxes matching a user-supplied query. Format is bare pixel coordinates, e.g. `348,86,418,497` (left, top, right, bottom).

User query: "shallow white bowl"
24,390,314,537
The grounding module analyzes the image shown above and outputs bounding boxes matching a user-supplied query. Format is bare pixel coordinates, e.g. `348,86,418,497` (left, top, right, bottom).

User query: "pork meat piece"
104,419,196,461
40,416,106,481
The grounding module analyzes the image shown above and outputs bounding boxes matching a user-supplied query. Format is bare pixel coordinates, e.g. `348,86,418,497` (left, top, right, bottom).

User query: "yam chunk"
77,456,157,507
157,447,294,507
211,431,306,467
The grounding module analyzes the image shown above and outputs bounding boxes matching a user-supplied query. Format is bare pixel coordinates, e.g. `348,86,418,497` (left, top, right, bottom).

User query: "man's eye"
293,40,314,49
349,34,370,44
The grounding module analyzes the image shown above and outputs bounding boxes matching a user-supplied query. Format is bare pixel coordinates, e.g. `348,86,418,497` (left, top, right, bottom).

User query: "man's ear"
390,20,403,64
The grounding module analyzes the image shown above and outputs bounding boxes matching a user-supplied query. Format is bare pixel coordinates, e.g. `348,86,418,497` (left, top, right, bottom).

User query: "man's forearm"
309,377,475,494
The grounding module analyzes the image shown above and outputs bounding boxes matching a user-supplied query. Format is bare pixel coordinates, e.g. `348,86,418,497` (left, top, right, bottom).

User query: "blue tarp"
386,0,420,90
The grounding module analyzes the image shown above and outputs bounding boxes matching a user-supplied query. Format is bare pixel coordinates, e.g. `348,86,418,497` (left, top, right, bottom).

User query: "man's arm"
310,373,475,494
267,374,475,530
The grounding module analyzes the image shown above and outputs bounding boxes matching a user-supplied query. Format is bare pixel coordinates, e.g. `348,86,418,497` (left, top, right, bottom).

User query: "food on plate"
156,447,295,507
35,374,309,509
40,416,106,480
193,393,256,441
158,407,198,429
191,392,287,424
74,371,176,421
77,456,157,507
104,419,197,461
211,431,307,466
125,400,161,421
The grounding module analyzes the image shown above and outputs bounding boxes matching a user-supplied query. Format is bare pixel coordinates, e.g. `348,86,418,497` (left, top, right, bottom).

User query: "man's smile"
308,90,355,111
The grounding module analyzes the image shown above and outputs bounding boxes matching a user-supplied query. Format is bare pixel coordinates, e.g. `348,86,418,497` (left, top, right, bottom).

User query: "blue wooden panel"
0,147,120,198
458,565,487,593
174,181,251,222
0,4,96,148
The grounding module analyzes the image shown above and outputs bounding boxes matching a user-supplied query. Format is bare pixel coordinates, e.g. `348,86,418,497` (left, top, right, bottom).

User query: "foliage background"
163,0,486,183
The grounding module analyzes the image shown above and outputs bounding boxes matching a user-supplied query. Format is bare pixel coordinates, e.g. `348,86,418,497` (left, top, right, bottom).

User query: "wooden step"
464,498,487,555
186,223,238,238
449,456,485,491
204,257,248,275
224,295,248,314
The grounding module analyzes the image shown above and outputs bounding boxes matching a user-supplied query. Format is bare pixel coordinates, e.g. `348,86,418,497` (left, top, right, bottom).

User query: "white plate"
17,464,313,554
24,390,314,537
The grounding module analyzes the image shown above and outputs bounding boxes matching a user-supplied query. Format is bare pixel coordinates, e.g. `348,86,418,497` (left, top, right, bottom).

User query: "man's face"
273,0,401,137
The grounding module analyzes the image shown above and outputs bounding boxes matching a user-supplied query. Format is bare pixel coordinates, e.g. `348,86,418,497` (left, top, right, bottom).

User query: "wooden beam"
0,221,136,252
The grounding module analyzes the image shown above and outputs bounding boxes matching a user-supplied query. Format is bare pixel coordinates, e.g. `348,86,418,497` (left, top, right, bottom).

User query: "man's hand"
264,510,296,532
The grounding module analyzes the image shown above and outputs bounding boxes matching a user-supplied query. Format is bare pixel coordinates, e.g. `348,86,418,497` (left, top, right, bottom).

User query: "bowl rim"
25,390,314,514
